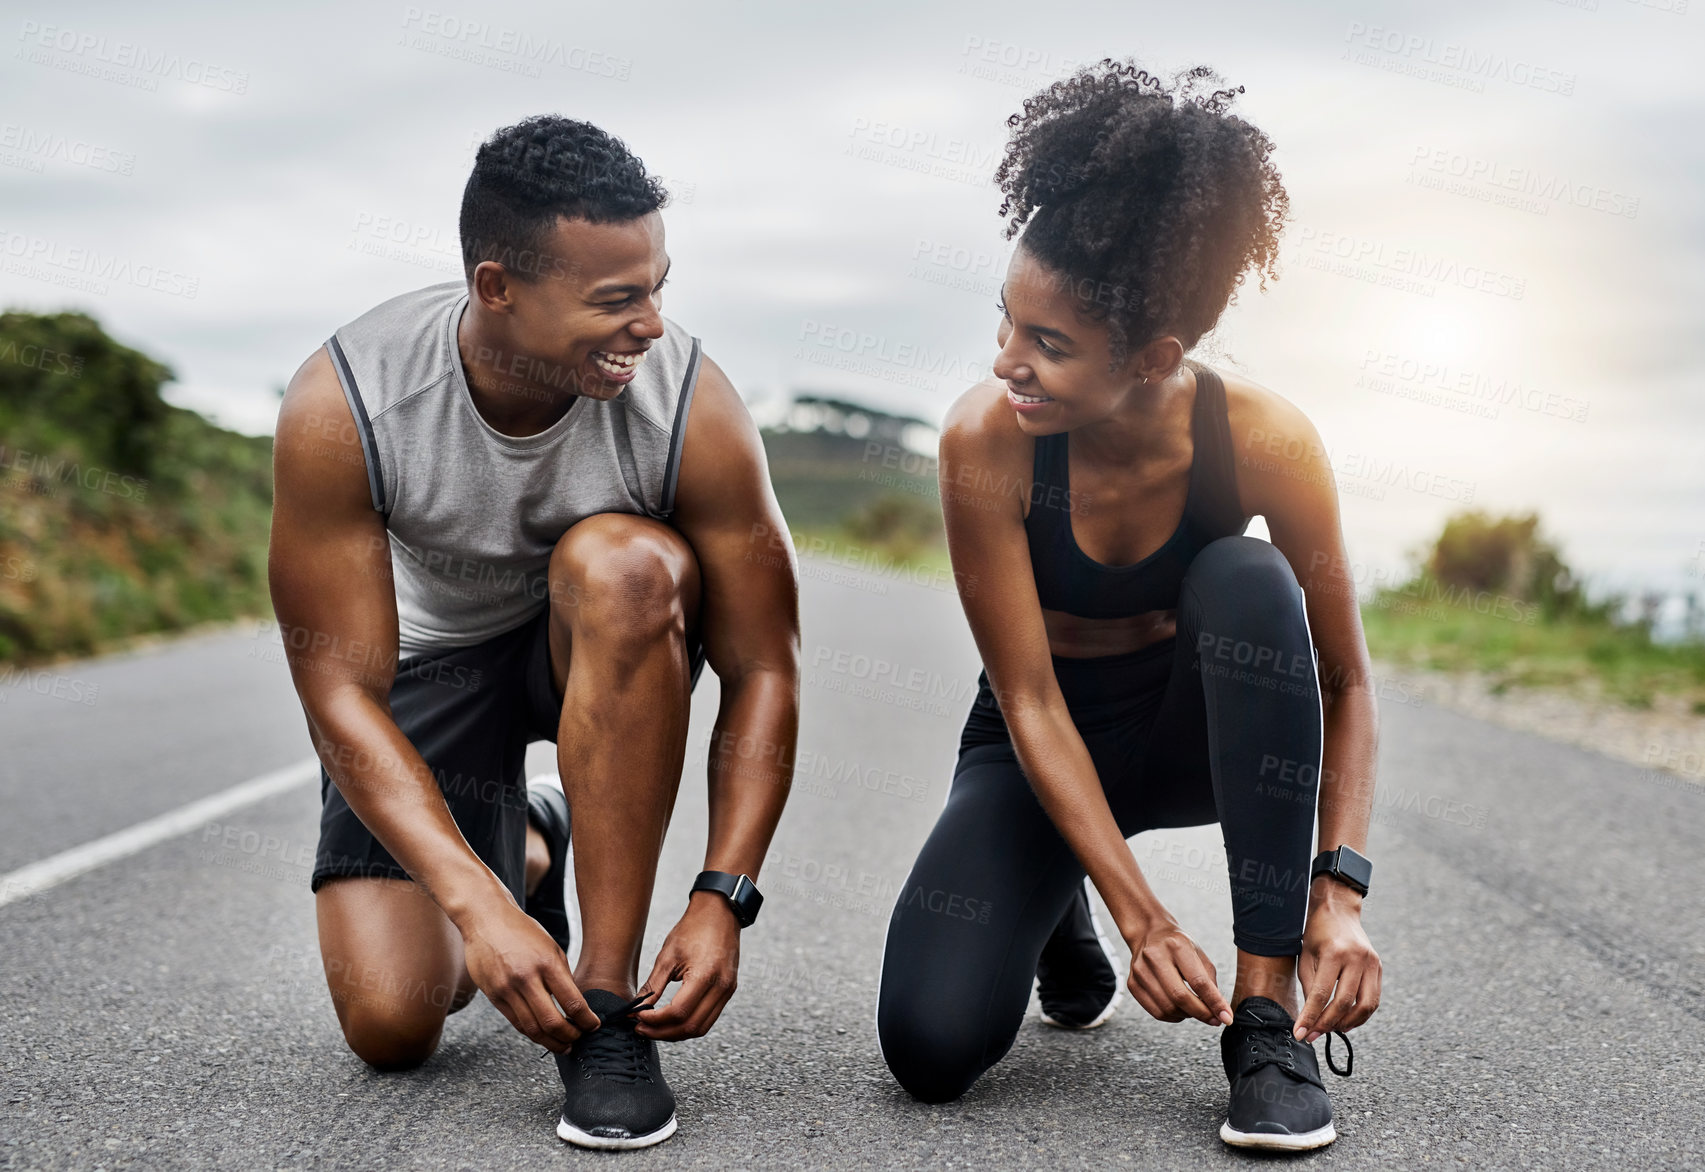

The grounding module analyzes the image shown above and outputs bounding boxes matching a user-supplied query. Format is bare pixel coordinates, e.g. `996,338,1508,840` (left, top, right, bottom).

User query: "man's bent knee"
336,1001,448,1071
548,513,700,635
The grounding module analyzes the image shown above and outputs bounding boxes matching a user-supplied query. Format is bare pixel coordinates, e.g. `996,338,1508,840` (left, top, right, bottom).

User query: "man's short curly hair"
995,60,1288,366
460,115,669,280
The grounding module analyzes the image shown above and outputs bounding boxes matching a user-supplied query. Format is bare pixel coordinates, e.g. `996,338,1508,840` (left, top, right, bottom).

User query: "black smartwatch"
1310,846,1373,897
691,870,764,927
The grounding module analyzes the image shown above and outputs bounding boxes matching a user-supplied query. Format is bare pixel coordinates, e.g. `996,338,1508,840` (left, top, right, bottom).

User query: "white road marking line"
0,757,319,909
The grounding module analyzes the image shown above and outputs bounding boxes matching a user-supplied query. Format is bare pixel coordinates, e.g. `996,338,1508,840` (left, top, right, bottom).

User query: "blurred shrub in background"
841,492,944,563
1424,509,1614,624
1366,508,1705,705
0,310,273,663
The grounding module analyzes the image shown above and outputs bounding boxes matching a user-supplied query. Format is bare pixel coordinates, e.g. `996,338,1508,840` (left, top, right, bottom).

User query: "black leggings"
877,536,1324,1103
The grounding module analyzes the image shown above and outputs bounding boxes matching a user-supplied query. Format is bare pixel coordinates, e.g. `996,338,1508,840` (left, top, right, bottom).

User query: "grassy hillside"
1361,511,1705,710
762,414,948,567
0,310,273,663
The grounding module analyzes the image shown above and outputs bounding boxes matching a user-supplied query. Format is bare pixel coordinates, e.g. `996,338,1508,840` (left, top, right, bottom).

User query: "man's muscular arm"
269,347,599,1051
635,355,800,1041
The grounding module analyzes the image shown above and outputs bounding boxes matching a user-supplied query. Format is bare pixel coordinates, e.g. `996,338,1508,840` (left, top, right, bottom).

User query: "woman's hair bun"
995,59,1289,364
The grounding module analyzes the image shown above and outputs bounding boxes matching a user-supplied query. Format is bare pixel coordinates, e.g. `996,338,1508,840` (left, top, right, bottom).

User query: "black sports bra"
1024,360,1251,619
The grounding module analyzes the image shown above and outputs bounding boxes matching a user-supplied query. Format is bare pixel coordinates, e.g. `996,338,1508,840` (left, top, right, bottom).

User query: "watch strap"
1310,846,1372,897
691,870,763,927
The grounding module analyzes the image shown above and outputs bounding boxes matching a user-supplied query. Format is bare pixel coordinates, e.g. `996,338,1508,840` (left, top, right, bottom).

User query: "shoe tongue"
1234,996,1296,1030
582,988,640,1024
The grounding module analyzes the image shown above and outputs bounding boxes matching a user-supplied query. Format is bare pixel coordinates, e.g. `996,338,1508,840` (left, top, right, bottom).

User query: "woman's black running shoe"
555,989,677,1150
523,777,572,954
1036,882,1121,1029
1219,996,1353,1151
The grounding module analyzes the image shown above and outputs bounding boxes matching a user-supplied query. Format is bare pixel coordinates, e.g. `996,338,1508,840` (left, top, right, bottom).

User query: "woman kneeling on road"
877,60,1381,1152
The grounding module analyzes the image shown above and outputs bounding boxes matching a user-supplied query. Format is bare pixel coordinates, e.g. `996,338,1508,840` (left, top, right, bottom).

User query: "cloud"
0,0,1700,591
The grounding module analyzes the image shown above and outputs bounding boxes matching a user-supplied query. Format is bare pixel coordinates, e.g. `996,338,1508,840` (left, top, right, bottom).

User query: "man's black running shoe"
1219,996,1353,1151
523,777,571,954
555,989,677,1149
1036,881,1121,1029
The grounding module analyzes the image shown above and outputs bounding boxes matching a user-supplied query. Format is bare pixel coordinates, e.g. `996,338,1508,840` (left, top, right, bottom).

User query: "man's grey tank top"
325,281,702,657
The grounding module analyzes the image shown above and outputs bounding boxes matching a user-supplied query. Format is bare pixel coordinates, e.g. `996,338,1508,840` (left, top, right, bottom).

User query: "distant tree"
0,311,174,478
1423,510,1607,622
0,308,273,662
844,493,944,559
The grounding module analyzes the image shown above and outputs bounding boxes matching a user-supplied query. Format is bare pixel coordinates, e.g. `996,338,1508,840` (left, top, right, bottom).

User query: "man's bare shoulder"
279,345,342,414
678,354,759,465
273,345,372,515
671,354,774,526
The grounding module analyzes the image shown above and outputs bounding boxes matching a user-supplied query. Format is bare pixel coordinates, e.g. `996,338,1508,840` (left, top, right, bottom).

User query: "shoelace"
1242,1024,1354,1079
1325,1030,1353,1077
576,993,658,1084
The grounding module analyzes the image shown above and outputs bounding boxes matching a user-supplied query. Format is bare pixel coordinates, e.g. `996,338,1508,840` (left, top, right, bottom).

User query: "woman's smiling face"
991,246,1153,435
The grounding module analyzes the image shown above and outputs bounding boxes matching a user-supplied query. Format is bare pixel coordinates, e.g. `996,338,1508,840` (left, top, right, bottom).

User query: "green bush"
842,492,945,561
1364,509,1705,702
1424,509,1609,622
0,311,174,478
0,309,274,664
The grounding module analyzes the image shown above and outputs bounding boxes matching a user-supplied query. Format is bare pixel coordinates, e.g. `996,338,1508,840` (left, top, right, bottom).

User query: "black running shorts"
311,606,707,896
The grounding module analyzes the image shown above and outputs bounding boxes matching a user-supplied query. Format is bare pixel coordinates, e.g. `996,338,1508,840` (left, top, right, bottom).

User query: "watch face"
1332,847,1372,894
730,875,762,926
1314,848,1372,896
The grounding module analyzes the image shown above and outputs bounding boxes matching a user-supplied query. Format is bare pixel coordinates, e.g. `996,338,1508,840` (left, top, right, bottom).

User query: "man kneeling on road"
267,115,800,1149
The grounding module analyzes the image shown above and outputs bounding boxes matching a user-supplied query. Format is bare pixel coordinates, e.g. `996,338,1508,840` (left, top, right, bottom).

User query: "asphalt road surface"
2,564,1702,1169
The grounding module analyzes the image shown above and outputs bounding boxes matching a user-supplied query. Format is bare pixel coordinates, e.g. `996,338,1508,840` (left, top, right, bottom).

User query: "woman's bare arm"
938,381,1232,1027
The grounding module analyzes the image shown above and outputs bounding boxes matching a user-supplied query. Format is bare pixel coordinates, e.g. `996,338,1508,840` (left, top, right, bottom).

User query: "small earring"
1140,375,1149,385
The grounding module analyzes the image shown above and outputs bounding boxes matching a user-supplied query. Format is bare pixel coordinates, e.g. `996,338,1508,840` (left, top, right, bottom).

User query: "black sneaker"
523,777,571,954
555,989,677,1150
1037,881,1121,1029
1219,996,1353,1151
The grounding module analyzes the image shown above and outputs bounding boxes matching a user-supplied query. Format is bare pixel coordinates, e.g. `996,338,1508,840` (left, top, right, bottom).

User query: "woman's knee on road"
877,989,992,1104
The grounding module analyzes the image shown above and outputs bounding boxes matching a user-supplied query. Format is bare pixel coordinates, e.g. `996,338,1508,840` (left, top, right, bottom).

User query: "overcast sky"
3,0,1701,599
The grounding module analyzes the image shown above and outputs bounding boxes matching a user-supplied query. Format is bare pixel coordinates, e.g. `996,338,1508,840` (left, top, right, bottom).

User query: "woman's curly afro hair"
995,60,1288,367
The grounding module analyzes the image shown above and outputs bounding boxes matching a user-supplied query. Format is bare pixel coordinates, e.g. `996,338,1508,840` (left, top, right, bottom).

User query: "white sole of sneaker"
1038,883,1123,1030
1038,990,1120,1030
557,1114,678,1150
1218,1120,1337,1150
